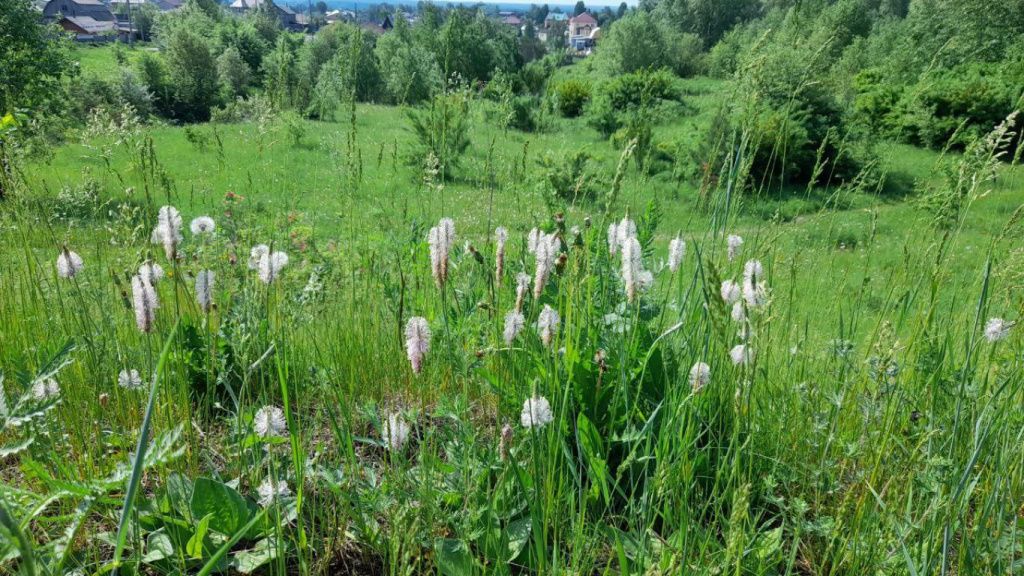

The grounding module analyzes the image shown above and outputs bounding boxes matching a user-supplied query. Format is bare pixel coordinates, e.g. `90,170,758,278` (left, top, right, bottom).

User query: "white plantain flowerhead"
984,318,1012,343
721,280,741,305
257,248,288,284
195,270,214,313
730,344,753,366
537,305,560,348
495,227,508,282
257,477,291,507
520,395,554,429
504,310,526,345
138,261,165,285
689,362,710,393
118,369,144,390
131,274,159,333
253,405,287,439
405,317,431,375
56,249,84,279
727,234,743,262
428,218,456,288
155,206,183,260
668,236,685,272
382,412,411,451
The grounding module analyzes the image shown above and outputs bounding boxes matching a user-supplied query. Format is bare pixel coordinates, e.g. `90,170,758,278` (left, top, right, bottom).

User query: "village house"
108,0,183,11
568,11,597,50
42,0,120,41
360,14,393,35
228,0,300,30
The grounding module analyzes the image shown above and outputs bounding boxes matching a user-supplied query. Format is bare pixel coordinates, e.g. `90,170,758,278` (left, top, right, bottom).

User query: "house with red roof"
568,12,597,50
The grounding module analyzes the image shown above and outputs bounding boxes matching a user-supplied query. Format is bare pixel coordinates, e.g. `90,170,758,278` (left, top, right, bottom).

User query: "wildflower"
520,395,554,429
527,227,542,254
118,369,144,390
514,273,530,312
190,216,215,235
56,249,84,279
984,318,1012,343
742,279,768,308
253,405,287,438
382,412,411,451
729,344,753,366
257,249,288,284
495,227,508,282
638,270,654,293
428,218,455,288
621,236,643,303
155,206,183,260
727,234,743,262
689,362,710,393
532,232,560,299
616,217,637,247
607,223,619,255
743,259,763,282
257,477,291,507
499,424,513,461
130,274,158,333
31,377,59,400
731,301,746,323
668,236,685,272
504,310,525,345
405,317,431,375
537,305,560,347
248,244,269,270
138,261,164,285
720,280,740,304
195,270,214,313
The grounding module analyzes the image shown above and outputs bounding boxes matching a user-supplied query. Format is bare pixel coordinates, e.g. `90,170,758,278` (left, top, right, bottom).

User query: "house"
360,14,393,35
109,0,183,12
324,9,354,23
228,0,299,30
42,0,115,23
568,12,597,50
56,15,117,40
501,14,522,27
543,12,567,28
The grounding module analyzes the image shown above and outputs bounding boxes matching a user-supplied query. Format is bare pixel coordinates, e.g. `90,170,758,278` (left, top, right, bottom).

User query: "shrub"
603,68,678,111
217,46,251,98
586,94,620,138
596,12,702,77
554,79,591,117
406,89,472,178
537,149,601,201
902,63,1017,150
507,96,539,132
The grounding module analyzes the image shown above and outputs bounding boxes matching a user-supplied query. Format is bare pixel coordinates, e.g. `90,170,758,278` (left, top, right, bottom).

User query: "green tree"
217,46,251,97
574,1,586,16
596,11,702,76
164,27,220,121
0,0,72,113
375,17,443,104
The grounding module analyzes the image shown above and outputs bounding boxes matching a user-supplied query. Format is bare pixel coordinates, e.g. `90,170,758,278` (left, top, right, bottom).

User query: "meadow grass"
0,69,1023,575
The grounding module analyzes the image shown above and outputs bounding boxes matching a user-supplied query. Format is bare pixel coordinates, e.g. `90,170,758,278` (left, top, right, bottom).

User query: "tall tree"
0,0,72,113
574,1,586,15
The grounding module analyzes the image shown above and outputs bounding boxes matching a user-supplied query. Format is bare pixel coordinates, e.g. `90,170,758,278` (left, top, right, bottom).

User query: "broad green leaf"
142,529,175,563
190,478,251,536
187,513,213,559
506,516,531,561
435,538,475,576
232,537,280,574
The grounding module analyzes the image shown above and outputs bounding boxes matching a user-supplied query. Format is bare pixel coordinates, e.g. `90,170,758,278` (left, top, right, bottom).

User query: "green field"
3,19,1024,576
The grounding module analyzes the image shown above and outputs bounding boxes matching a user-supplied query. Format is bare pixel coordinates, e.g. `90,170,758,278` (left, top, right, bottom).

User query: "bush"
586,94,620,138
507,96,539,132
537,149,601,201
406,89,472,178
603,68,678,111
596,12,702,77
902,63,1017,150
554,79,591,117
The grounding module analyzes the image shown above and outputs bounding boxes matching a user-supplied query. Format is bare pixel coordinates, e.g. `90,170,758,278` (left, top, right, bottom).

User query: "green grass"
1,62,1023,574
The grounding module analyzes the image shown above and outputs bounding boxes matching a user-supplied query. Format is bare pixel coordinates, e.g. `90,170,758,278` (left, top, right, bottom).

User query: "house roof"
61,15,116,33
570,12,597,25
501,15,521,25
545,12,567,21
44,0,116,20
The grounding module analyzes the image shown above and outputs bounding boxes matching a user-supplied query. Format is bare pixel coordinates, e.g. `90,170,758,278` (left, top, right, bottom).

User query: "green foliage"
164,27,221,122
217,46,252,98
537,149,601,201
406,88,472,177
554,78,591,117
375,18,443,105
595,11,703,76
603,68,678,111
0,0,72,114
